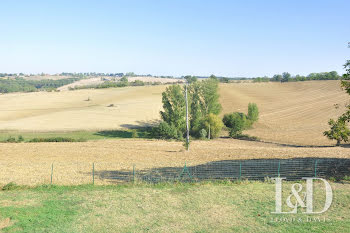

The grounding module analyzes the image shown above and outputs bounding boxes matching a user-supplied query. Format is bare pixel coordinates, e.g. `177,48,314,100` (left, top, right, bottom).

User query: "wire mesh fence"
1,158,349,186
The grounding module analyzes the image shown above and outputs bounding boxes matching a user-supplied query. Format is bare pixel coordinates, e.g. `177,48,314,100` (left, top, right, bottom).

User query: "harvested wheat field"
0,139,349,185
0,80,349,185
220,80,349,146
0,80,347,146
0,85,166,131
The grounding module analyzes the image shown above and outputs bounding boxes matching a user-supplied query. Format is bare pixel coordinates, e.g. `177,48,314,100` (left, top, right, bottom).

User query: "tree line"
0,78,79,93
253,71,340,83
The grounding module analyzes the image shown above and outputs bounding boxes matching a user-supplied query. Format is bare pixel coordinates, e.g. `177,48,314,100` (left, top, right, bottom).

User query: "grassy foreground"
0,181,349,232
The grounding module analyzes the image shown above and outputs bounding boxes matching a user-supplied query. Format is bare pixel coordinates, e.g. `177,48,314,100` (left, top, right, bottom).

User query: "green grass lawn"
0,181,349,232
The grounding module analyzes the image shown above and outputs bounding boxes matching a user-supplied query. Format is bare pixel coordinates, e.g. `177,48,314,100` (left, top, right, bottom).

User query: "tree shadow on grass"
221,135,340,148
94,120,160,139
94,127,153,139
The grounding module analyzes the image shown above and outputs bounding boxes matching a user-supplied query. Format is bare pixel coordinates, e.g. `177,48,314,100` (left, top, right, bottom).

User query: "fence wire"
1,158,349,185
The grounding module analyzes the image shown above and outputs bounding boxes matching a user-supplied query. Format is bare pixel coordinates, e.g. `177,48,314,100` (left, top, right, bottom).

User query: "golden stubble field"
219,80,349,145
0,85,165,131
0,139,349,185
0,81,349,185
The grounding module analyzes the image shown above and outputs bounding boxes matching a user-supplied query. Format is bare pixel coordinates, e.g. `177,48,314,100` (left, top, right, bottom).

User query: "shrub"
18,135,24,142
152,122,179,139
2,136,17,143
2,182,20,191
199,129,207,139
131,129,138,138
223,112,247,137
247,103,259,122
28,137,86,143
130,80,145,86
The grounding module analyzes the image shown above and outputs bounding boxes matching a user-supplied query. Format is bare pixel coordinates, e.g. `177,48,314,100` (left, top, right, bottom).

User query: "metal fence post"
314,160,318,178
92,163,95,185
50,163,54,185
239,162,242,180
278,161,281,177
133,164,135,183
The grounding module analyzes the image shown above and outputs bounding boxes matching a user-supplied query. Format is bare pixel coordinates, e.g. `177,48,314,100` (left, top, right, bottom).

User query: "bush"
2,182,20,191
223,112,247,137
199,128,207,139
131,129,138,138
1,136,17,143
28,137,86,143
152,122,179,139
18,135,24,142
130,80,145,86
247,103,259,122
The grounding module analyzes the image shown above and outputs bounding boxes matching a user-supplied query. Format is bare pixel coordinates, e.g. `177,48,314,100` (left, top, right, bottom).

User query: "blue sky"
1,0,349,77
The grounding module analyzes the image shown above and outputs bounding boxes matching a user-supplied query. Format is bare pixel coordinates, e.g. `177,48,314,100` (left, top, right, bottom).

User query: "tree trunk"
336,139,341,146
208,124,211,139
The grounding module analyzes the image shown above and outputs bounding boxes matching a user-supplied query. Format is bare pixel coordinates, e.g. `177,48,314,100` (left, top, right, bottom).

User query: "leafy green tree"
184,75,198,84
160,85,186,136
272,74,282,82
247,103,259,122
323,119,350,146
202,113,223,139
281,72,291,82
341,60,350,95
188,81,204,137
201,77,222,115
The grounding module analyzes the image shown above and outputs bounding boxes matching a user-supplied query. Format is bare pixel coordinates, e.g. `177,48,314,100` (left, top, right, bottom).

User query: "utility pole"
185,82,190,151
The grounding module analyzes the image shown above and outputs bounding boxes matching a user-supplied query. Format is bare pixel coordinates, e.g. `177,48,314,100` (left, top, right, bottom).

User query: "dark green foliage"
28,137,86,143
341,60,350,95
1,136,25,143
155,76,222,140
199,129,207,139
201,77,222,115
130,80,145,86
131,129,138,138
0,77,79,93
223,103,259,138
2,136,17,143
253,71,341,83
219,77,230,83
160,85,186,135
151,122,179,139
323,119,350,146
2,182,20,191
223,112,247,137
281,72,291,82
247,103,259,122
184,75,198,84
188,82,204,137
18,135,24,142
